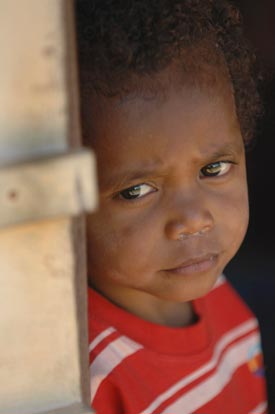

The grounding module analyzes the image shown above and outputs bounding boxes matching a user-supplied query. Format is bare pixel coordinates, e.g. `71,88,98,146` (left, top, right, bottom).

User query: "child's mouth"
164,254,218,276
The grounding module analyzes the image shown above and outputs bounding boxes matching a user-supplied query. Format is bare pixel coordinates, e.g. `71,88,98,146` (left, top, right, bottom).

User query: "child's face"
86,79,249,309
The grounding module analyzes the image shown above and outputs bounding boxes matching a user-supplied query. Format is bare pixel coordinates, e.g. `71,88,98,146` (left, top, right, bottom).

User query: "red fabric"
88,276,268,414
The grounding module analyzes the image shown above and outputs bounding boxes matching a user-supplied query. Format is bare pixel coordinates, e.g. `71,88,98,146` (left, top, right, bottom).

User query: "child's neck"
127,297,198,328
92,283,198,328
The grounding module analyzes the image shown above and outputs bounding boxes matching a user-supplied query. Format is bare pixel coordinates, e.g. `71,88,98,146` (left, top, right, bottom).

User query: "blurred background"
225,0,275,411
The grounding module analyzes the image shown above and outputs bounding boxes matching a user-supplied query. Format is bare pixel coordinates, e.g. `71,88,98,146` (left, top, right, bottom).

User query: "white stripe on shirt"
90,335,143,401
249,401,268,414
162,332,260,414
142,318,259,414
89,327,116,352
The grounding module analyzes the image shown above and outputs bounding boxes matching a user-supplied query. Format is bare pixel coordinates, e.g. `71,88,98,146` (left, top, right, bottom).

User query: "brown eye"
200,161,233,178
119,183,156,200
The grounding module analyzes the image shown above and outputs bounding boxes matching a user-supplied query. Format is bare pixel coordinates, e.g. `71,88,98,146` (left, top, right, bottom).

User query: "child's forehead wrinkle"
98,136,243,192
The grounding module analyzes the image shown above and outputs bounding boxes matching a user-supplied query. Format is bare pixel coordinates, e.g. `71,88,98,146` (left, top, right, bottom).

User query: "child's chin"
158,272,221,303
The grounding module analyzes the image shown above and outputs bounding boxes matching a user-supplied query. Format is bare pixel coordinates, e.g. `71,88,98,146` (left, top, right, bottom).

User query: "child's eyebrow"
101,142,243,191
210,138,245,156
206,144,242,160
102,161,165,191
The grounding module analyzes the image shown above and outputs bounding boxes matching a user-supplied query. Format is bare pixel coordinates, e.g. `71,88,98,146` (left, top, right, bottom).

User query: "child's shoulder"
203,274,259,337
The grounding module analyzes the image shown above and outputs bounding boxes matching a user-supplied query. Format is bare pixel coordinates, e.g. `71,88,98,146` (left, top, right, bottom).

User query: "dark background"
224,0,275,411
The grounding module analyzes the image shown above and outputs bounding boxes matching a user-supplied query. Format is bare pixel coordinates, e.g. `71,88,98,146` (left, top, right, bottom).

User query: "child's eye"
118,183,156,200
200,161,234,178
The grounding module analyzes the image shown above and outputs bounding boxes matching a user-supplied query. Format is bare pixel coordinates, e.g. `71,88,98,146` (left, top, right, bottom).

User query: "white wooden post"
0,1,96,413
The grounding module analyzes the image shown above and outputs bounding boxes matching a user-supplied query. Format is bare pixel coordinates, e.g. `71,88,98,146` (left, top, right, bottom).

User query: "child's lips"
164,253,218,275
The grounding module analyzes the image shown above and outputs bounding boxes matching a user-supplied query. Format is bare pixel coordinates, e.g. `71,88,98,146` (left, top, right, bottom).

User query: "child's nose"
164,195,214,241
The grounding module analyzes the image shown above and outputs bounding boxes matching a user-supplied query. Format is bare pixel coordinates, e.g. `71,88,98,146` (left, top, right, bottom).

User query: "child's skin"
85,67,249,328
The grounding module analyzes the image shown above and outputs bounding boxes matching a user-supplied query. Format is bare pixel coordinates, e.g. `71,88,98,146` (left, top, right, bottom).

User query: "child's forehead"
91,86,243,193
90,69,235,128
88,77,239,159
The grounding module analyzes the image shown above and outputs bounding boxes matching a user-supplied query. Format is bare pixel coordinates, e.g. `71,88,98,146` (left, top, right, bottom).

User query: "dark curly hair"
75,0,262,145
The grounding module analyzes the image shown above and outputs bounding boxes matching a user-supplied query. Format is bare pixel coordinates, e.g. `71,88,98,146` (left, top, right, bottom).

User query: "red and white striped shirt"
88,276,268,414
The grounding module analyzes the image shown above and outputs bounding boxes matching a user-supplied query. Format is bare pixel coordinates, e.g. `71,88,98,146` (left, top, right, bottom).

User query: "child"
76,0,268,413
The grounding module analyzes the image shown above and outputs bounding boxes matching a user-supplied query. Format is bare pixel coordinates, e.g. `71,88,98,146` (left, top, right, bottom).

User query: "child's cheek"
222,184,249,256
